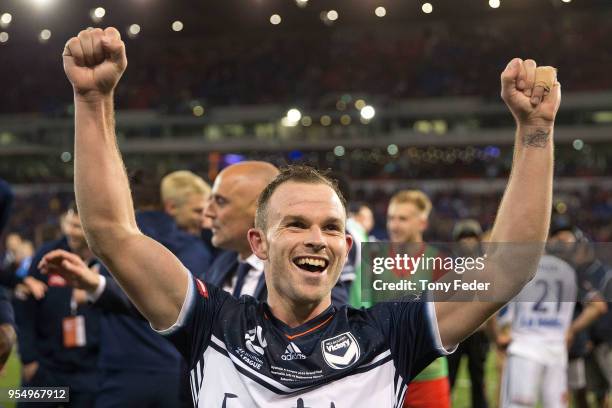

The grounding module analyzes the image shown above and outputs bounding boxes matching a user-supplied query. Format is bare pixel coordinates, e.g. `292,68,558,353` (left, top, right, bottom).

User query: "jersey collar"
261,302,336,341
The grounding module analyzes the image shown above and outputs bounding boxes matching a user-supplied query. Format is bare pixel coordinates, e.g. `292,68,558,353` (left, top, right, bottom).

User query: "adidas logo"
281,342,307,361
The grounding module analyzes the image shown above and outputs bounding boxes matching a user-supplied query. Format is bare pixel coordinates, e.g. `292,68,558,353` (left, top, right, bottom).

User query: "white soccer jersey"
507,254,578,364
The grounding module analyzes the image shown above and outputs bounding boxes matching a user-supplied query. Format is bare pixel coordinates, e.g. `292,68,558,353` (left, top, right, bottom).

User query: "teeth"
296,257,326,267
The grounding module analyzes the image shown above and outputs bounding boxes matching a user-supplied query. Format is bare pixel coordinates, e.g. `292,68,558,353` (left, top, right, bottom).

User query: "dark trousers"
94,368,182,408
17,393,95,408
18,365,96,408
448,330,489,408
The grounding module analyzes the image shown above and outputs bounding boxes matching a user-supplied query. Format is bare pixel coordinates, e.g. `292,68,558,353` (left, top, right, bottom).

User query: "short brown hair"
389,190,432,218
255,165,347,230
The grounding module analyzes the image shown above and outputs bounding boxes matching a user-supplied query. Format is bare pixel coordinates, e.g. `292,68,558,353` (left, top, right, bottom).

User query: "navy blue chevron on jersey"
157,275,452,407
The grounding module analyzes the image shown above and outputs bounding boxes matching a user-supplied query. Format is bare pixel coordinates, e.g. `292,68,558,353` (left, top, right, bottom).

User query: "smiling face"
249,181,353,309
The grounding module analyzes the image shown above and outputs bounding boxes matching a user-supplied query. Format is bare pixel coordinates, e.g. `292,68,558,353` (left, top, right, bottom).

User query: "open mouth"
293,256,329,273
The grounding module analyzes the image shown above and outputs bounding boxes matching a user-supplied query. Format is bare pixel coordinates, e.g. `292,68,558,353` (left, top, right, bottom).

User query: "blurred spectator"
0,288,16,370
571,238,612,408
447,219,489,408
2,233,22,273
0,178,16,370
14,203,100,408
160,170,211,237
346,202,376,308
78,170,213,408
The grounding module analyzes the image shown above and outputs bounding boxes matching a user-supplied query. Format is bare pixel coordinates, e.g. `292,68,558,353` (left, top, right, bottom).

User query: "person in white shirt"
501,249,606,408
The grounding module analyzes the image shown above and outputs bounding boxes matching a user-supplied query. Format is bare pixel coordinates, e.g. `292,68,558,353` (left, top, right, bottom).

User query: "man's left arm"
435,59,561,348
567,287,607,346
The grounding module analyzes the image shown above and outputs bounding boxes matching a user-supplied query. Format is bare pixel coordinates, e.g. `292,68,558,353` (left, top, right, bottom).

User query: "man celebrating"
52,27,560,406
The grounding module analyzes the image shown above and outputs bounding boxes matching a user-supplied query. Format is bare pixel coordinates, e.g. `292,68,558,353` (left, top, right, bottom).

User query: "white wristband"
87,275,107,303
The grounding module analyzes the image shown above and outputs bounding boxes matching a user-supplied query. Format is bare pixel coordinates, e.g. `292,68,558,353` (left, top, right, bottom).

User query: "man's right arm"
56,27,188,330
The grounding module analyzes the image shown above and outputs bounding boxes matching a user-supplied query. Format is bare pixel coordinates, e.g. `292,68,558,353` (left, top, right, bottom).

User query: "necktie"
232,261,251,297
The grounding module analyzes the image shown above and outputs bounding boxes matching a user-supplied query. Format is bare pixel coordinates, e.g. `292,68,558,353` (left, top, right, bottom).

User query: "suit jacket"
207,250,348,305
207,250,267,301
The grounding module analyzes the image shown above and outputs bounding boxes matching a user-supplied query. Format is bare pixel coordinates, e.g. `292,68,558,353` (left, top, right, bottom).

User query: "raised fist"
500,58,561,128
63,27,127,98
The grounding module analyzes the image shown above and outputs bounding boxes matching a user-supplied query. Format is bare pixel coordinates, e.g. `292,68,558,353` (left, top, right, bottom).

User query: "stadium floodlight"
375,7,386,17
281,117,298,127
60,152,72,163
360,105,375,120
94,7,105,18
422,3,433,14
172,21,184,32
31,0,54,8
39,29,51,42
128,24,141,38
295,0,308,8
572,139,584,150
489,0,500,8
327,10,338,21
287,108,302,123
0,32,8,43
561,0,571,3
90,7,105,23
270,14,281,25
192,105,204,117
0,13,12,28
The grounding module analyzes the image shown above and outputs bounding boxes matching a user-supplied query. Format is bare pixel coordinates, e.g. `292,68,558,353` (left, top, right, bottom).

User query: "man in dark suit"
14,203,100,408
205,162,279,300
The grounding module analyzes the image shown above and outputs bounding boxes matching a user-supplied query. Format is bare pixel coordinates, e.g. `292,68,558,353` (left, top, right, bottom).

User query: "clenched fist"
501,58,561,128
63,27,127,99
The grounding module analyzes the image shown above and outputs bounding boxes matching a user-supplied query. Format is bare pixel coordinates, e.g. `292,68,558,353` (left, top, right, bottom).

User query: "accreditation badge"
62,315,86,348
